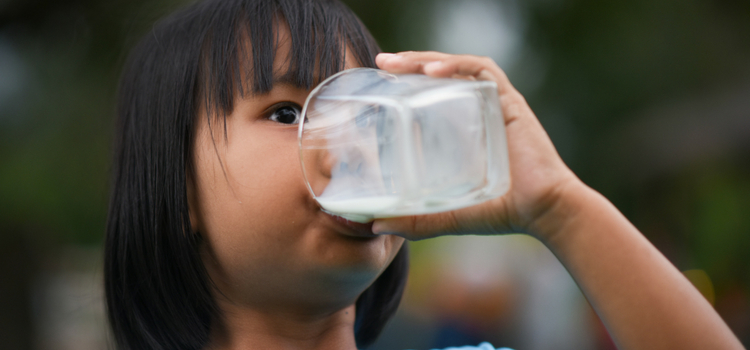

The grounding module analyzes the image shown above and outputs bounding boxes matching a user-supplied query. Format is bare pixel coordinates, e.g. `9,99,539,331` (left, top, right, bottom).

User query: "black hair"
104,0,408,349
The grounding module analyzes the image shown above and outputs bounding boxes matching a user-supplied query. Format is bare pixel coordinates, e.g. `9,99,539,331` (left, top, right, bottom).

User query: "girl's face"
189,27,404,312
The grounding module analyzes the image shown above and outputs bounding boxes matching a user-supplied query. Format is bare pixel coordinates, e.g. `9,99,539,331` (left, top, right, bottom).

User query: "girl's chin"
307,229,403,275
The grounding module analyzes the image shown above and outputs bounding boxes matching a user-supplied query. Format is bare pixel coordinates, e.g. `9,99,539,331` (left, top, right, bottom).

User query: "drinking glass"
298,68,510,223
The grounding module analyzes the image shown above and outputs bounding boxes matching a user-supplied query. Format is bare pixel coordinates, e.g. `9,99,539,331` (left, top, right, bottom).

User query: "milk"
316,196,401,222
316,196,401,214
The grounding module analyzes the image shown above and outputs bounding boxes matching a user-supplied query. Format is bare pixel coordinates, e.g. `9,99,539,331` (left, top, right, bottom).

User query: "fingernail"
376,53,396,63
372,221,395,234
476,69,494,81
424,61,443,73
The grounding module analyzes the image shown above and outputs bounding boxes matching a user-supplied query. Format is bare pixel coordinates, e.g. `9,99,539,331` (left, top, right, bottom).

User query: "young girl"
104,0,743,349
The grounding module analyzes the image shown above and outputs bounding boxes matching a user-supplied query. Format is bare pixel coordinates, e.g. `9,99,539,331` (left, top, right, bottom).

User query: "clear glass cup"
298,68,510,223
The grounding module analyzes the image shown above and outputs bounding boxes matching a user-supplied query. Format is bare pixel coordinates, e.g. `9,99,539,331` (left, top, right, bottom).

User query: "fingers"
371,211,461,240
376,52,515,95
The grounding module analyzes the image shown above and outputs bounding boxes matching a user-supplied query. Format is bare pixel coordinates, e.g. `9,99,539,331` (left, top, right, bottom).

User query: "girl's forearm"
534,181,743,350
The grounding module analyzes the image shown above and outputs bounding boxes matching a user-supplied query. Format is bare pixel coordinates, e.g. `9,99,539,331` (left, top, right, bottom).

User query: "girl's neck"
206,304,359,350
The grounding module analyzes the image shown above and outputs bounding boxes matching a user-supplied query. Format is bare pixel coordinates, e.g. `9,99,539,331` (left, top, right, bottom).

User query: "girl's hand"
374,52,745,350
372,51,582,241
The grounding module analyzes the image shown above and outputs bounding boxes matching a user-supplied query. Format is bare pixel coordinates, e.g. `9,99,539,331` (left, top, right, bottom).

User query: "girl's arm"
373,51,744,350
536,176,741,349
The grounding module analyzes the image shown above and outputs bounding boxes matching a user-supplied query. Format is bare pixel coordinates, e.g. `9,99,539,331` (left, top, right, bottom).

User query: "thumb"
371,211,461,240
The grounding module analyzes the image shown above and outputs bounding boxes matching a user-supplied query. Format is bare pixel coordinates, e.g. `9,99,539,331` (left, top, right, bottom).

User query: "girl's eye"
268,104,302,125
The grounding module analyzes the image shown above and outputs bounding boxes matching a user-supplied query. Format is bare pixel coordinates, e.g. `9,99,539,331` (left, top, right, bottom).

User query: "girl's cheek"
222,126,311,227
195,129,308,264
232,127,305,195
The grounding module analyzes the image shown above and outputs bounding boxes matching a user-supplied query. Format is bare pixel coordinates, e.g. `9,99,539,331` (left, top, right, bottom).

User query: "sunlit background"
1,0,749,349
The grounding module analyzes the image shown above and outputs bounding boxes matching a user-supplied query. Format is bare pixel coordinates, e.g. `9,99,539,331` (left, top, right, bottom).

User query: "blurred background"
1,0,748,349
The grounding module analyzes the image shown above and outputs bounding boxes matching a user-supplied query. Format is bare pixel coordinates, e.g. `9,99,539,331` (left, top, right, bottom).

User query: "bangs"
197,0,381,117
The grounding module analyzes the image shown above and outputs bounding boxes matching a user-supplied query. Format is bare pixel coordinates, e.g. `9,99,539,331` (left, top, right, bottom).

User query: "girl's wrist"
526,177,599,247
